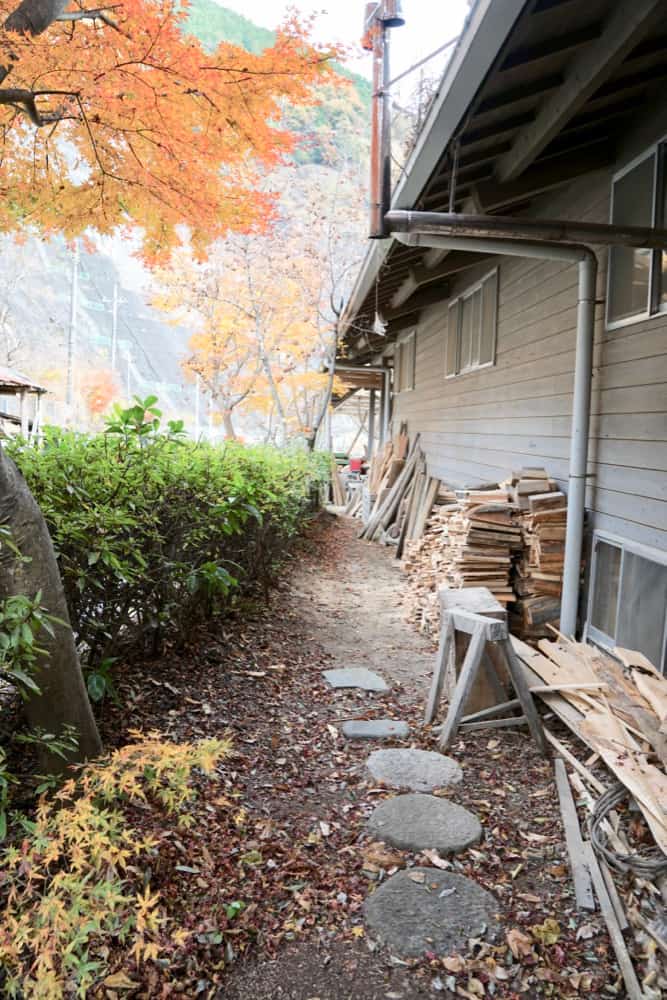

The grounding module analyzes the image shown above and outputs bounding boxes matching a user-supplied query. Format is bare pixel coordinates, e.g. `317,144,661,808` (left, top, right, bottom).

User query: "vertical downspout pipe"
563,255,597,635
392,230,597,637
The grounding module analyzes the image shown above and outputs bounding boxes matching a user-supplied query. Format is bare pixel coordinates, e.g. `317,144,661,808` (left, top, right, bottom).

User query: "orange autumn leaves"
0,0,340,262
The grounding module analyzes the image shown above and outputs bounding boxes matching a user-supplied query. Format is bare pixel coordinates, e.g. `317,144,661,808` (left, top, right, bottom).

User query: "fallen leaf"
103,972,139,990
422,848,451,870
351,926,364,938
506,927,534,959
442,955,466,973
487,739,499,749
575,923,597,941
531,918,561,946
569,972,593,990
408,871,426,884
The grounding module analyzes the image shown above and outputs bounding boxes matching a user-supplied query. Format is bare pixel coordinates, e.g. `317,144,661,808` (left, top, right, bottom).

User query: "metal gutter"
340,0,530,336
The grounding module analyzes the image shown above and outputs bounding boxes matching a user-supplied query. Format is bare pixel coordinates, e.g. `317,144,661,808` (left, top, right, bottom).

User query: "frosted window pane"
471,289,482,365
446,303,458,376
608,154,654,322
617,551,667,671
480,272,498,365
590,541,621,638
459,295,473,371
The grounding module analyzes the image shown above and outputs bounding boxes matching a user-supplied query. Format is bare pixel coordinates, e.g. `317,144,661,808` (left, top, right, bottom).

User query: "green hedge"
8,399,328,681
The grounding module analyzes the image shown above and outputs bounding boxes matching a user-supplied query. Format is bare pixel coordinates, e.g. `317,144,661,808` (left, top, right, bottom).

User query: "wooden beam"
497,0,665,182
473,142,613,211
380,282,449,323
500,23,601,72
473,74,563,116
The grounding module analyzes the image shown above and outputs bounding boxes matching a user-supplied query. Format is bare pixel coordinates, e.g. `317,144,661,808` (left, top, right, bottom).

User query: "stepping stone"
363,868,500,958
367,793,482,854
323,668,389,692
366,748,462,792
342,719,409,740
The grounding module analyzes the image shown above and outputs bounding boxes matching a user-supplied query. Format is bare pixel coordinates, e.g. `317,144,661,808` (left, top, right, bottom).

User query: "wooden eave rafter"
496,0,666,181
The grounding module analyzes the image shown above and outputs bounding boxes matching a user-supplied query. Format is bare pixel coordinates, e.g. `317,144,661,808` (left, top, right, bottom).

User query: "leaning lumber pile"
513,636,667,996
358,430,444,551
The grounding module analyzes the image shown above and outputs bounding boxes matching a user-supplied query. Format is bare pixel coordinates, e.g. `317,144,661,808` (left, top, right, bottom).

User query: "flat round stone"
323,668,389,692
366,748,462,791
367,793,482,854
342,720,409,740
364,868,500,957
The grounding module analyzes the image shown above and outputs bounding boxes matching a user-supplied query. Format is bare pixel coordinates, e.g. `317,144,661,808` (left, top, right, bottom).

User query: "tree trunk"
0,448,101,768
222,410,236,440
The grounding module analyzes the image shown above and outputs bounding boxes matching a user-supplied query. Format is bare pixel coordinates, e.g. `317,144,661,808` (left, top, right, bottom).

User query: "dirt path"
289,515,434,691
101,513,618,1000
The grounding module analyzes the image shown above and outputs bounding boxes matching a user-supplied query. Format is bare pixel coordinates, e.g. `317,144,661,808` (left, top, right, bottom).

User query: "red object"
349,458,363,472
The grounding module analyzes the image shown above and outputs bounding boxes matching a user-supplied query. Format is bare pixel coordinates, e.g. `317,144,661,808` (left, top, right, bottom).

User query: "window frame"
396,330,416,393
606,137,667,331
585,529,667,673
445,266,498,379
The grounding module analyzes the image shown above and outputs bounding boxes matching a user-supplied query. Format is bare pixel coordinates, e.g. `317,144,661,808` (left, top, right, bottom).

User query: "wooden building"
340,0,667,670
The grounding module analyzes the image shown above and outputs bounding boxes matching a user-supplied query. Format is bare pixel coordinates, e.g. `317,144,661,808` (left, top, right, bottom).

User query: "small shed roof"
0,366,46,395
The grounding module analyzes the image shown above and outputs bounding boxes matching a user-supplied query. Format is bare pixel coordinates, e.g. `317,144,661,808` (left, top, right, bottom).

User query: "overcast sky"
213,1,471,97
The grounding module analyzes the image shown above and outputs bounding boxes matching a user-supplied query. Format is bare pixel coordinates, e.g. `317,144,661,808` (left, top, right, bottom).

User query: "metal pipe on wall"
368,388,376,459
393,228,598,637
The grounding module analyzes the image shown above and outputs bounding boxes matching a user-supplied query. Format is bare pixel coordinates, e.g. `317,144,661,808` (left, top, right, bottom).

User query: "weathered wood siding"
390,166,667,552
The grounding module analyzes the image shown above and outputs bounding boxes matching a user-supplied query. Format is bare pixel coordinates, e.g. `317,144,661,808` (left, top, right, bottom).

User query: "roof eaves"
341,0,529,336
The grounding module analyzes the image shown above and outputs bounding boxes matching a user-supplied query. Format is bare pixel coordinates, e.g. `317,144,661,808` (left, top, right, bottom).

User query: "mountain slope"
184,0,370,168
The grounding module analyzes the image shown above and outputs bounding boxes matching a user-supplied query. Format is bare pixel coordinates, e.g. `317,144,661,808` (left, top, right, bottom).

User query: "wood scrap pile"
514,635,667,856
513,635,667,997
402,467,572,639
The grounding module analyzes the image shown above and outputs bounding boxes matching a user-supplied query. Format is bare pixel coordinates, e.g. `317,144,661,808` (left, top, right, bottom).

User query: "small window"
587,533,667,673
396,331,415,392
446,268,498,378
608,141,667,326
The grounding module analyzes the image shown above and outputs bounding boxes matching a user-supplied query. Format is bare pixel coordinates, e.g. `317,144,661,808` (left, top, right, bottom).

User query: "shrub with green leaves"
8,397,328,677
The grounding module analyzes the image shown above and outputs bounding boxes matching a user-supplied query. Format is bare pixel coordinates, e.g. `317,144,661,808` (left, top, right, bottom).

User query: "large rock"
364,868,500,957
366,748,462,791
367,793,482,854
342,719,409,740
322,668,389,692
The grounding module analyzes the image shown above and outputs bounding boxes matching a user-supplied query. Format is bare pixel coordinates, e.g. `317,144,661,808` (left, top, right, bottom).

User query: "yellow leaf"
103,971,139,990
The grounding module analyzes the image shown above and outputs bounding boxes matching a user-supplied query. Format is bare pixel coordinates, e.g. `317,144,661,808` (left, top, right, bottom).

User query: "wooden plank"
543,726,607,796
448,610,507,640
460,714,528,732
599,858,629,933
412,476,440,541
461,697,521,724
424,614,454,725
439,624,487,750
500,637,547,755
584,843,644,1000
554,759,596,912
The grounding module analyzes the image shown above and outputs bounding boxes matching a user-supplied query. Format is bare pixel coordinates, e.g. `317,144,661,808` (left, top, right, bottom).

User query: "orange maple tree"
0,0,337,261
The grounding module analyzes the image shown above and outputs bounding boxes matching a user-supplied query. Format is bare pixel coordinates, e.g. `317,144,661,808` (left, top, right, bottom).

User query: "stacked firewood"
504,470,569,639
403,467,574,639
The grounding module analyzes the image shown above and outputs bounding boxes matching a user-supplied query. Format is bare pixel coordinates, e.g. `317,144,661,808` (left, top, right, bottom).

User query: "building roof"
0,365,47,394
341,0,667,363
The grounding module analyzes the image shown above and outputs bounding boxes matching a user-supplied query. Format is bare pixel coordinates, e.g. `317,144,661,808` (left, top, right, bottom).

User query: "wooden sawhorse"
425,588,546,754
